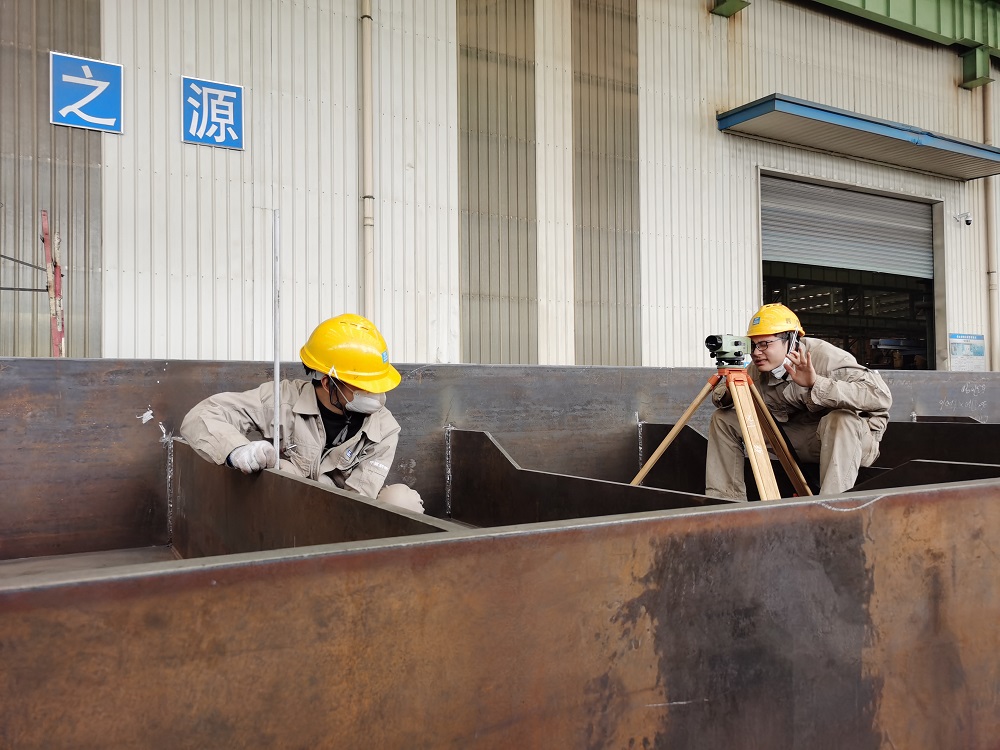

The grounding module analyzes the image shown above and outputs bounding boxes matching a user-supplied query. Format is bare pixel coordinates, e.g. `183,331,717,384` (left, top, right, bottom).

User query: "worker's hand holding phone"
785,335,816,388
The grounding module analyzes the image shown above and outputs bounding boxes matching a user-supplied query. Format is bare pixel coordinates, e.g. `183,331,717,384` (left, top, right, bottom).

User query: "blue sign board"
50,51,123,134
182,76,244,150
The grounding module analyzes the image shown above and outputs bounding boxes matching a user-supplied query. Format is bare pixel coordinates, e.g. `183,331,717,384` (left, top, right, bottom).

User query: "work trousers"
705,407,880,500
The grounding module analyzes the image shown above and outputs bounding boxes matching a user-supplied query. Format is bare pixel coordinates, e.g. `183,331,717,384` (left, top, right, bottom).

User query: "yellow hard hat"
747,303,805,337
300,314,401,394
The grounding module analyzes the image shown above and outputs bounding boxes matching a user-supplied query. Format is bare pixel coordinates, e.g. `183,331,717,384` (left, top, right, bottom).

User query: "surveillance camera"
965,215,973,226
955,212,973,226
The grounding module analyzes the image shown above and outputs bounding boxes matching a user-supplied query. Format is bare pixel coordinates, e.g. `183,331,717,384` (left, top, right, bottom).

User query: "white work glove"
227,441,278,474
378,484,425,514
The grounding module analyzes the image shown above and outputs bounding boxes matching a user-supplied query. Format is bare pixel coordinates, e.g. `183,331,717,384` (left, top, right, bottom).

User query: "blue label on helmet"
752,316,761,325
381,350,388,362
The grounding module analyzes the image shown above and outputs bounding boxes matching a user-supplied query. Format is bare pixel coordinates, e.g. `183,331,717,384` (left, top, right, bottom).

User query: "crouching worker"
180,313,423,514
706,303,892,500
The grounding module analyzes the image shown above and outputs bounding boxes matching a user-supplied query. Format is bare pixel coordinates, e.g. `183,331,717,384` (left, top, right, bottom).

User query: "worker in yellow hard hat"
705,303,892,499
180,313,423,513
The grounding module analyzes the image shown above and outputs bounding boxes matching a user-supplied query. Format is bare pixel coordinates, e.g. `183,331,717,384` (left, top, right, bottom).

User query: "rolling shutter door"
761,176,934,279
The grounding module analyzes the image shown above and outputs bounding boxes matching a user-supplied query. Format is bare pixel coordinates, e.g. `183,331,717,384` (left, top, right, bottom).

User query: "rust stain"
865,488,1000,749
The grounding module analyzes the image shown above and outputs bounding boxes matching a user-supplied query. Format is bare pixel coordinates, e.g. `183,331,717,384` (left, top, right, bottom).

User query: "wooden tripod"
630,368,812,501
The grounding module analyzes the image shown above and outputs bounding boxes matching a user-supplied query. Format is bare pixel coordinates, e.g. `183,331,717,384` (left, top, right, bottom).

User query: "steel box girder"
3,480,1000,747
172,441,464,559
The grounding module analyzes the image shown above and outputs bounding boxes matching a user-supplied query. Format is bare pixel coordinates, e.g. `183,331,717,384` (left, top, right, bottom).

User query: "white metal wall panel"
760,176,934,279
638,1,760,368
534,0,575,365
572,0,640,366
457,0,538,364
102,0,460,363
638,0,988,368
94,0,994,366
102,0,361,360
372,0,461,364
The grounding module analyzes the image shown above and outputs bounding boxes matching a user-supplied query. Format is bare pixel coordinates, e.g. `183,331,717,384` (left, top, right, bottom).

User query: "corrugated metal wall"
102,0,358,359
5,0,992,367
534,0,575,365
459,0,642,367
458,0,538,364
101,0,460,362
572,0,640,366
0,0,102,357
372,1,461,364
637,0,985,367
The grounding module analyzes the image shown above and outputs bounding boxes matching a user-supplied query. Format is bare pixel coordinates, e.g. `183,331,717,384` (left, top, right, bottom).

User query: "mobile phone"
772,331,799,380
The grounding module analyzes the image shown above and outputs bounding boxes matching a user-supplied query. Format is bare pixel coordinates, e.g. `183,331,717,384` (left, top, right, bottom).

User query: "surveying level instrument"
631,336,812,501
704,334,748,367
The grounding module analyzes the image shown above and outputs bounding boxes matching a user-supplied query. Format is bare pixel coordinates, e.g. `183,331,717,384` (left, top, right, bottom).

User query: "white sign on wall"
948,333,986,372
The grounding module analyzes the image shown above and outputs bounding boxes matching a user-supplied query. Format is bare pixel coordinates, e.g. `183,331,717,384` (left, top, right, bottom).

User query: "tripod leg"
631,374,721,486
747,380,813,497
729,376,782,501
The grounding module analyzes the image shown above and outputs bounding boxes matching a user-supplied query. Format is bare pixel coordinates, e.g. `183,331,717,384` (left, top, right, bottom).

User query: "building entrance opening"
762,262,934,370
760,175,935,370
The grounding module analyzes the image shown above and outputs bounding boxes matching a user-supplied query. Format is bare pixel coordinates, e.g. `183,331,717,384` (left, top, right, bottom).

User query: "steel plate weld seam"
160,427,175,541
444,424,453,517
818,495,885,513
636,413,643,467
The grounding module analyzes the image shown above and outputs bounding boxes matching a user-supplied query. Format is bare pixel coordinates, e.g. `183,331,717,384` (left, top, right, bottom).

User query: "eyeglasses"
751,338,784,353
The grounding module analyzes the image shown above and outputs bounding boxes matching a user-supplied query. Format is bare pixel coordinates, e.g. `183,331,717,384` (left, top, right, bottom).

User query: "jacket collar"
292,380,321,416
358,408,395,442
292,379,395,440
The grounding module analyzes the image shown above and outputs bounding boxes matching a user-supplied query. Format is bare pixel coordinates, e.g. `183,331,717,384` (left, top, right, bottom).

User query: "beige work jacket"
712,337,892,440
179,379,400,498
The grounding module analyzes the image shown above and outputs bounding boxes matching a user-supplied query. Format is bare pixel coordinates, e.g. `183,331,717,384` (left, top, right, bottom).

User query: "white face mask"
345,390,386,414
770,358,792,380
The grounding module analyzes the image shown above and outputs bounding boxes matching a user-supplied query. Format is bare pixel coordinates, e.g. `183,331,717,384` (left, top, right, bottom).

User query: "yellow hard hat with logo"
746,303,805,337
300,314,401,394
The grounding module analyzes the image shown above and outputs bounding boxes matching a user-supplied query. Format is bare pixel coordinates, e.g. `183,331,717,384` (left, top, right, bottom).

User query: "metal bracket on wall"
962,46,993,89
711,0,750,17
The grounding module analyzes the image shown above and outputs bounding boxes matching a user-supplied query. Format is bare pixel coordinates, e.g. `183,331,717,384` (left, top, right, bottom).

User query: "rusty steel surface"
638,420,1000,498
0,546,176,581
873,421,1000,467
1,479,999,748
852,459,1000,491
3,358,1000,557
173,442,463,558
448,429,729,526
637,423,711,493
342,366,1000,512
635,424,885,500
0,359,172,559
